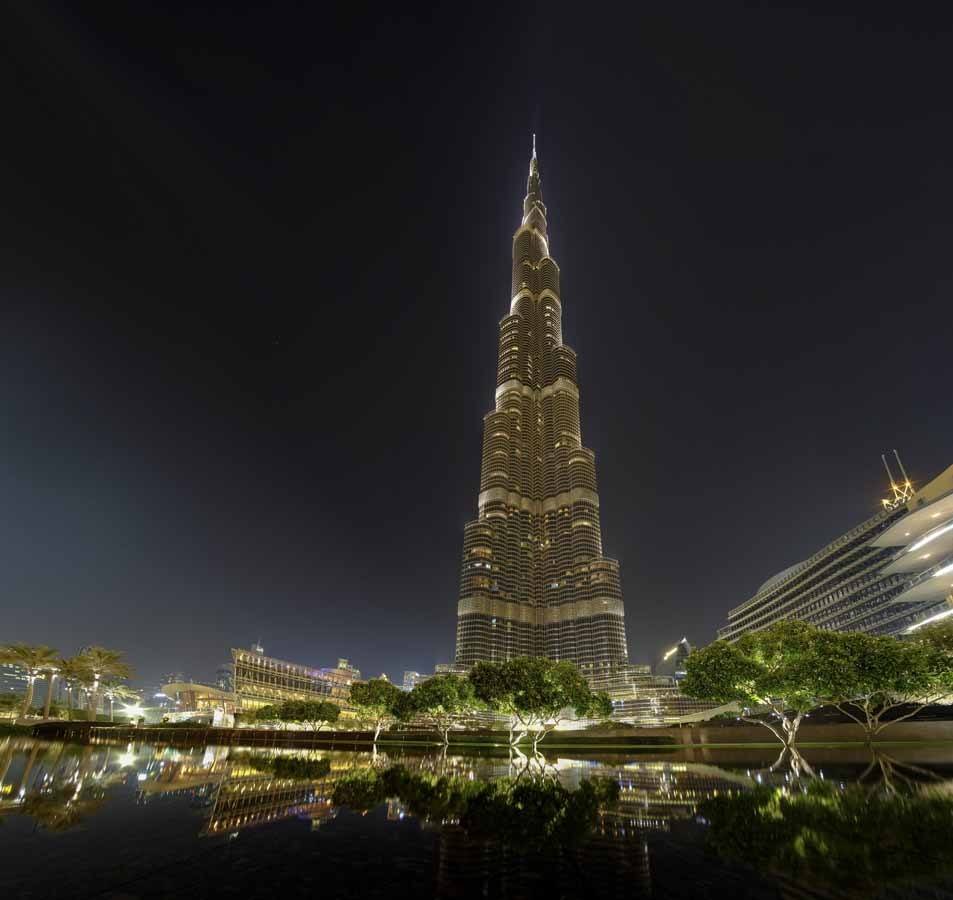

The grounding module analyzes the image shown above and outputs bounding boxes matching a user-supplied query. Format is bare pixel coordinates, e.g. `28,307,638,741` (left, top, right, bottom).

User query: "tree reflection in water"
5,738,953,898
333,764,640,896
857,748,947,795
1,739,131,833
21,785,106,831
700,778,953,897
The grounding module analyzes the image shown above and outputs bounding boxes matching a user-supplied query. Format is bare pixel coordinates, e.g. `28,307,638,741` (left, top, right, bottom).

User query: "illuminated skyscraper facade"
454,142,629,677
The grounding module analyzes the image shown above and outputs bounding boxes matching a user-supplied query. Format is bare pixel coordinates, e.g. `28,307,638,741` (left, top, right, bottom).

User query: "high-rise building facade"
454,142,629,677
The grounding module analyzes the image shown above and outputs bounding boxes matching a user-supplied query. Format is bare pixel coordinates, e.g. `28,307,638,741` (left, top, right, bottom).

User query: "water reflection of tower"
577,815,652,899
433,819,652,899
434,827,505,899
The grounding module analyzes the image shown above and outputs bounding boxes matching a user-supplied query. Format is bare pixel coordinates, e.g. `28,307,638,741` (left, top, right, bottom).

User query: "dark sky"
3,3,952,688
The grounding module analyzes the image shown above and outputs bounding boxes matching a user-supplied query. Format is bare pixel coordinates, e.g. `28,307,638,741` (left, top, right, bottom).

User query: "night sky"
3,4,952,688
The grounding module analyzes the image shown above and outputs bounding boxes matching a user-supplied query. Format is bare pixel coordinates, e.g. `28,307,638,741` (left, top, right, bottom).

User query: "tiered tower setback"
454,141,629,678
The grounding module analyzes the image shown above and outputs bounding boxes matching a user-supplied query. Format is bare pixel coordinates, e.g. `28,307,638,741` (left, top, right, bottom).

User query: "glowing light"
908,519,953,553
906,607,953,632
122,704,145,718
662,645,680,661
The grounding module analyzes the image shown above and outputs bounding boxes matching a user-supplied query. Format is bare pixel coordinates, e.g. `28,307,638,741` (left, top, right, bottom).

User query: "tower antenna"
893,448,912,488
881,450,914,509
532,132,536,159
882,453,896,488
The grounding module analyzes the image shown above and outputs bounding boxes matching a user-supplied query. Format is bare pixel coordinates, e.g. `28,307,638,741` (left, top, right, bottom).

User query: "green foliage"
332,764,620,851
811,629,951,735
76,647,133,681
685,622,953,746
249,700,340,730
463,775,619,850
228,752,332,779
914,618,953,652
331,769,389,811
469,656,600,746
75,647,133,722
349,678,404,737
682,621,834,746
0,644,59,673
586,690,614,720
0,644,59,716
21,786,106,832
701,781,953,895
251,703,281,724
406,674,479,742
682,639,764,706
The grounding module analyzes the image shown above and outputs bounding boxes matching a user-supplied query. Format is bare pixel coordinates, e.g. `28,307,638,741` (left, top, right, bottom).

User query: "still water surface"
1,737,952,899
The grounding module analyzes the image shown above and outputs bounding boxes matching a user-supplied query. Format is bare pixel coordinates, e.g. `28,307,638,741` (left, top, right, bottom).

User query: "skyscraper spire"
454,145,630,677
524,139,545,234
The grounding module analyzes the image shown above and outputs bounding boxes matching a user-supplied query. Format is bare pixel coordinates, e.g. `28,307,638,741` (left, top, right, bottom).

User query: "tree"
249,700,340,730
58,657,89,721
681,621,828,748
282,700,340,731
913,618,953,656
469,657,604,751
251,704,281,728
406,674,478,745
331,763,620,854
701,781,953,896
102,682,140,722
810,629,953,741
0,644,59,718
76,648,133,722
350,678,404,741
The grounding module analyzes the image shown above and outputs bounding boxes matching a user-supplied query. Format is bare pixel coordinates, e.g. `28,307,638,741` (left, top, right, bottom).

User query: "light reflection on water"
0,737,952,898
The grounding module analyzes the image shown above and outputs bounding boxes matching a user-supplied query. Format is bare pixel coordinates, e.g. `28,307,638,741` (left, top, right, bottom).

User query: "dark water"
1,737,952,899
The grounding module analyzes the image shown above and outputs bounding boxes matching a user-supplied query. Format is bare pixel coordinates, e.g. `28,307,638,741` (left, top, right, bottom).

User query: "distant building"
434,663,469,677
655,638,691,680
721,460,953,641
215,665,234,692
586,663,716,725
231,648,360,711
162,681,236,725
0,663,27,697
402,671,422,692
329,658,362,682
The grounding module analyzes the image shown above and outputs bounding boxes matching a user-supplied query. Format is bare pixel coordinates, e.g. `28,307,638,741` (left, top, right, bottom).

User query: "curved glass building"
720,463,953,641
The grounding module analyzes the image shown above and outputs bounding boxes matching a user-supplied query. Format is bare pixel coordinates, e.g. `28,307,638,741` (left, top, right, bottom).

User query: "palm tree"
77,648,132,722
57,657,89,721
0,645,59,718
41,664,62,719
102,682,139,721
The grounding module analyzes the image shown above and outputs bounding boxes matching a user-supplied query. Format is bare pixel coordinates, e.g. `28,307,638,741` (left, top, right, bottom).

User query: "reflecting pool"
1,737,952,898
